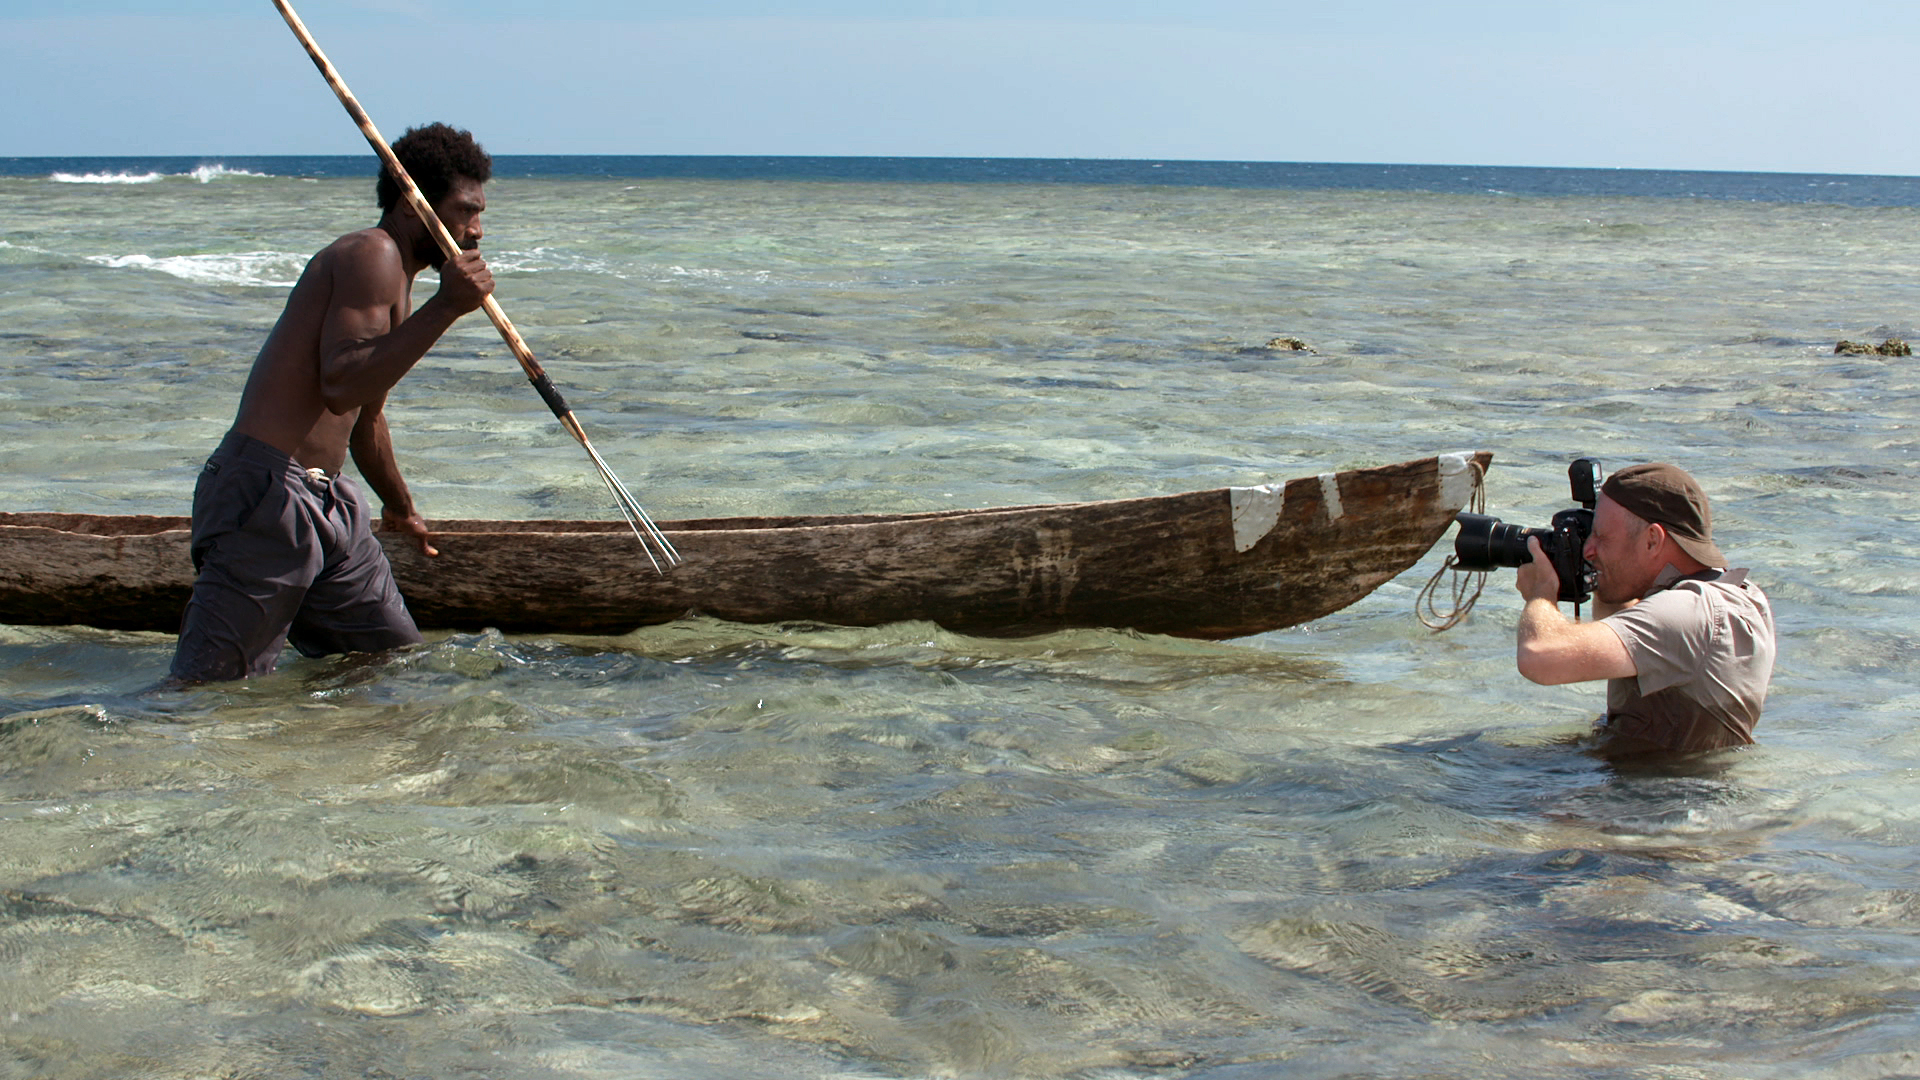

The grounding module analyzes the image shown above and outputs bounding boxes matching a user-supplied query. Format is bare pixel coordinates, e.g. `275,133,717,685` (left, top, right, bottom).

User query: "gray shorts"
170,431,422,682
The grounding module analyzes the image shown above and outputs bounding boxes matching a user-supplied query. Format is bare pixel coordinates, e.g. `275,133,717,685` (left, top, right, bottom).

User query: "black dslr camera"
1452,458,1601,605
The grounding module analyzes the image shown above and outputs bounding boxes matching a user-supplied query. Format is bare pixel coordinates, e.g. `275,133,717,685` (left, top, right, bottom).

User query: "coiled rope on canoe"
1417,458,1488,632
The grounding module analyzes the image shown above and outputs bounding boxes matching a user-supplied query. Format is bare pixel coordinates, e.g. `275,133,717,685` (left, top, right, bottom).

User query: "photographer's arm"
1514,537,1635,686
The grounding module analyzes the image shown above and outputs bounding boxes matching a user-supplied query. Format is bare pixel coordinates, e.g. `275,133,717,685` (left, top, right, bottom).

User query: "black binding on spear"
529,374,571,419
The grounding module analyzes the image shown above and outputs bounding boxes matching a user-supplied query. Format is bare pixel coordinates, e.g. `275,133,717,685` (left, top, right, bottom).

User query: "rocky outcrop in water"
1835,338,1911,356
1264,336,1317,353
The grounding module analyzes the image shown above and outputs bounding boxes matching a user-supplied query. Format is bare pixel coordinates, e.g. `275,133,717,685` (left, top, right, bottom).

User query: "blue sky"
5,1,1917,174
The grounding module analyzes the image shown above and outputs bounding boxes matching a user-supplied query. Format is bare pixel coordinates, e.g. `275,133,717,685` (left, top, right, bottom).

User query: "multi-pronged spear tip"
271,0,680,574
571,419,681,572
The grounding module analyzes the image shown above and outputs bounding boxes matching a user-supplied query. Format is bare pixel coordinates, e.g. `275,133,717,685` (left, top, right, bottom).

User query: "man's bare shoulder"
313,226,403,272
297,227,411,307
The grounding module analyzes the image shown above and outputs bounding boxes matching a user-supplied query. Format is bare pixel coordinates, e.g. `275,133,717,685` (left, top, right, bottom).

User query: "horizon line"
2,152,1917,182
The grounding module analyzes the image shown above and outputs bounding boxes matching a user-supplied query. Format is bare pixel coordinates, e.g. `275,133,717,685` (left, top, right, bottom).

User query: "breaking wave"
85,250,306,288
52,171,164,185
51,164,273,185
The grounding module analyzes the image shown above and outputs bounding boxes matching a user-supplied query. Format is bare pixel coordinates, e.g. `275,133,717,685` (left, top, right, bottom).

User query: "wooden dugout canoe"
0,452,1488,641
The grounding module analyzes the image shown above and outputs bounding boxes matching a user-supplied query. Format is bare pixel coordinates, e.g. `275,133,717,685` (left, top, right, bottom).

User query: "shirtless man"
170,123,495,683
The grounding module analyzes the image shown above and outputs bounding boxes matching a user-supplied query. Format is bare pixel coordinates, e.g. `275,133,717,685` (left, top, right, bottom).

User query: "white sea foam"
85,250,305,288
187,164,271,183
483,246,625,278
669,264,773,283
52,171,164,184
50,164,272,185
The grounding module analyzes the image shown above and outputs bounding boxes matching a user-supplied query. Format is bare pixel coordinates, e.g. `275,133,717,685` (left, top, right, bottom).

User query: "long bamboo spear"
269,0,680,572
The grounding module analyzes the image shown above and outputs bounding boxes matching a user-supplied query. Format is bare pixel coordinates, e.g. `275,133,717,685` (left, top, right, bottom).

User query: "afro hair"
376,122,492,212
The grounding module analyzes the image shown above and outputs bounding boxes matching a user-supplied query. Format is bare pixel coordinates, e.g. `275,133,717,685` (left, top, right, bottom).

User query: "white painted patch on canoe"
1228,484,1285,553
1438,451,1477,510
1318,473,1344,520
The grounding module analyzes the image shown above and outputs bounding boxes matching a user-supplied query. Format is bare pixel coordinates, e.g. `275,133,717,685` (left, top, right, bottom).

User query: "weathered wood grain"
0,452,1489,640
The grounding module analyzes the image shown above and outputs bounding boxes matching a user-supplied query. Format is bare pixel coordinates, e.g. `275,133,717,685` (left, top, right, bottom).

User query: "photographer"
1513,463,1776,753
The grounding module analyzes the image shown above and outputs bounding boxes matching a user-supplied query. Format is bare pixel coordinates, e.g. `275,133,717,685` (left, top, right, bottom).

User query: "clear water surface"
0,159,1916,1079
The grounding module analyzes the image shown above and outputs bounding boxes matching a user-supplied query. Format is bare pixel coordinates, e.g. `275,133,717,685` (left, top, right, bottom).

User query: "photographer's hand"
1514,536,1562,606
1514,538,1636,685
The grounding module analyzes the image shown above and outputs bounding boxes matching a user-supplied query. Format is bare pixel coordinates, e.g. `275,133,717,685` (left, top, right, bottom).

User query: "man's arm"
350,402,438,557
1513,537,1635,686
318,237,491,415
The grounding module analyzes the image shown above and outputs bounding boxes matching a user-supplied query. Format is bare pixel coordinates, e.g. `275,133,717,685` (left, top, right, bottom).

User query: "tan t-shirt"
1600,567,1776,751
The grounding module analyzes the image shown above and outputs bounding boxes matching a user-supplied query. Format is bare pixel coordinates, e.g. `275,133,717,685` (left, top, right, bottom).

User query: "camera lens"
1453,512,1542,570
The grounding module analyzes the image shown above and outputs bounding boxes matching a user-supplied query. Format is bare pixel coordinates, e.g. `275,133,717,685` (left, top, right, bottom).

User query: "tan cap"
1600,463,1727,567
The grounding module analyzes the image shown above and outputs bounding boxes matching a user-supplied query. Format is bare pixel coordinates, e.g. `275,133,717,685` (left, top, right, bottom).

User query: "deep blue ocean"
5,153,1919,205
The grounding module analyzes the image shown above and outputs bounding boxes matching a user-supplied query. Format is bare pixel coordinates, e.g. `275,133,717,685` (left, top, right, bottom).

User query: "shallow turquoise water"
0,170,1917,1078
